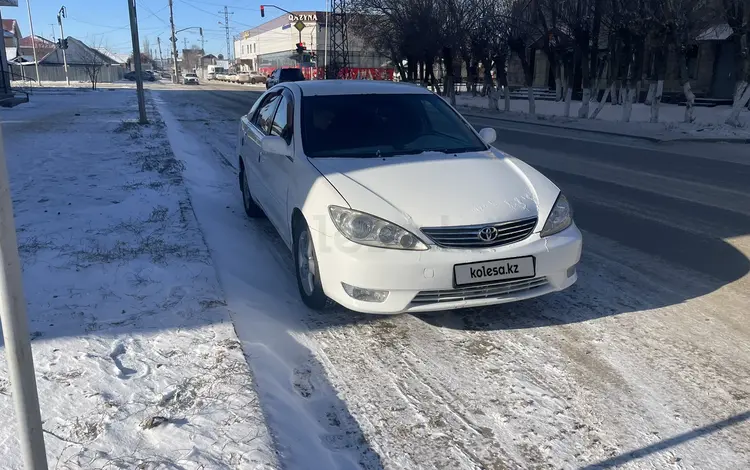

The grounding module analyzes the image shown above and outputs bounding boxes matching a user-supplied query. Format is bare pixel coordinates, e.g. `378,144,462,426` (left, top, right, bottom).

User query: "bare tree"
508,0,543,114
80,40,109,90
721,0,750,126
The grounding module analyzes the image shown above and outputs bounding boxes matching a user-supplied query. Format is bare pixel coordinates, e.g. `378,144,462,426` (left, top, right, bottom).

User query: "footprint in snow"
292,366,315,398
109,342,137,380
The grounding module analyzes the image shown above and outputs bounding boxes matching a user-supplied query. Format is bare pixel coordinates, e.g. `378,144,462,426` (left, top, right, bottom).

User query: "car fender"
287,159,349,245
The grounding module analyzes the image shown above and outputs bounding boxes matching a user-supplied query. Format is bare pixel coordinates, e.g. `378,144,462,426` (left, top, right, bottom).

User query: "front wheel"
294,220,328,310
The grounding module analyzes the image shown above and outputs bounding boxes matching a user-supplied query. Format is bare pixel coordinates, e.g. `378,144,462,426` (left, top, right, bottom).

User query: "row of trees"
351,0,750,126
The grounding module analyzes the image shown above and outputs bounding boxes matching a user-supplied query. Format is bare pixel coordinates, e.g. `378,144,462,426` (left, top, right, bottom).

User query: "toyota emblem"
477,226,499,242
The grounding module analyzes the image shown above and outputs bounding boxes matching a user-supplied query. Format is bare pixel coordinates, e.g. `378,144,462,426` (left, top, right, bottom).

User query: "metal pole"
127,0,148,124
25,0,41,87
169,0,179,83
57,7,69,86
324,1,329,73
0,126,49,470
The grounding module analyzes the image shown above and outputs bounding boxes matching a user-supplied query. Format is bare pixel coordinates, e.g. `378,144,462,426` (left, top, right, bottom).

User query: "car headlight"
540,193,573,237
328,206,428,250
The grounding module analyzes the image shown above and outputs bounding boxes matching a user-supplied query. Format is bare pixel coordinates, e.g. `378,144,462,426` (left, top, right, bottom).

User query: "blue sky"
2,0,323,56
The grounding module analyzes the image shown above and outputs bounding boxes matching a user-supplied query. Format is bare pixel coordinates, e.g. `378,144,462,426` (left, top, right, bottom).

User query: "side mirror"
479,128,497,145
261,135,292,158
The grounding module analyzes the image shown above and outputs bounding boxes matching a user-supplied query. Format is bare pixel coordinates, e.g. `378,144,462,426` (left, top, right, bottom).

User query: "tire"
239,164,264,218
293,219,328,310
251,78,256,84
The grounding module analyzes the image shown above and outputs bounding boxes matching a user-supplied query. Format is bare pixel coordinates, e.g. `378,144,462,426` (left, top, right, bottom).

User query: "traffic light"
62,38,68,50
295,42,305,55
260,5,265,17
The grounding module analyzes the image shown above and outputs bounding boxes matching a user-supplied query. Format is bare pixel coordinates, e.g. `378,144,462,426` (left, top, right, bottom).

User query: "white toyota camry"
237,80,582,314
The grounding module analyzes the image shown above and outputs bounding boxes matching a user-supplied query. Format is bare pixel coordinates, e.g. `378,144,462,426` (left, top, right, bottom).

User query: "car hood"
309,149,560,229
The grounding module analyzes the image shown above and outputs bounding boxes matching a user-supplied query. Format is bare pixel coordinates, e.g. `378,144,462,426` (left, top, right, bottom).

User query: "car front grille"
421,216,537,248
411,277,549,305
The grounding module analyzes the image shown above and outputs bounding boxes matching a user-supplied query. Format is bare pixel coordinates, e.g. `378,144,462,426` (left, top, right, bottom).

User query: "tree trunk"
727,82,750,126
527,87,536,115
443,47,456,106
678,50,696,123
494,55,510,112
590,81,613,119
555,73,563,101
645,82,655,105
563,86,572,117
650,79,663,123
621,87,635,122
579,89,591,118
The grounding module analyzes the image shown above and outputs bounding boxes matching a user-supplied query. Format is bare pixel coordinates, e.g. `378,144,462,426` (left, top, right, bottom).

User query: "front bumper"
311,223,582,314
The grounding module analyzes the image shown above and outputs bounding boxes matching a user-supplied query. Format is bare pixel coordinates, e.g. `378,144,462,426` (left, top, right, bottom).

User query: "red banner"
258,66,394,81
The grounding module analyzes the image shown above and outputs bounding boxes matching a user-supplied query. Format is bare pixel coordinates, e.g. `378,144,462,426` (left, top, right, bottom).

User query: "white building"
234,11,391,78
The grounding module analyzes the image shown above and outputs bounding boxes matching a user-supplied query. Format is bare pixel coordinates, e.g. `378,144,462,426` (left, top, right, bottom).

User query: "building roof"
94,47,129,64
20,35,56,50
2,19,20,36
40,37,115,65
286,79,430,96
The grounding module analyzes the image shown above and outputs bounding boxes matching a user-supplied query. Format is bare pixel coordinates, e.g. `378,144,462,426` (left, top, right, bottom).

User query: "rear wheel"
294,219,328,310
239,164,264,218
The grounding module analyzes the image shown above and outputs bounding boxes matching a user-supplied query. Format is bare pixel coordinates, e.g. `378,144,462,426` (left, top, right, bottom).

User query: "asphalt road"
158,82,750,289
156,83,750,469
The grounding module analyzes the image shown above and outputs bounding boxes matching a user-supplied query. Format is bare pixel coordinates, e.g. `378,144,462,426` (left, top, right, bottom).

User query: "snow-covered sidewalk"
455,94,750,142
0,91,278,468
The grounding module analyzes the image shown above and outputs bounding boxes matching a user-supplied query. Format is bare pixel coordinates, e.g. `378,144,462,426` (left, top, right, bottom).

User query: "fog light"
342,283,389,303
566,266,577,278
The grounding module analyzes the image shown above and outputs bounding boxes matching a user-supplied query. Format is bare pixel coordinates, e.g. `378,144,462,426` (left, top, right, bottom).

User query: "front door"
258,90,295,240
244,92,282,212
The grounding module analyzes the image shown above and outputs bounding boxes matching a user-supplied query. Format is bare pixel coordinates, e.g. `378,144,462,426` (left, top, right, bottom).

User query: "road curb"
458,107,750,144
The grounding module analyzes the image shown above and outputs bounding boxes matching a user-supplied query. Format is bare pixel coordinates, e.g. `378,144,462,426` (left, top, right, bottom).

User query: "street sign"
294,20,306,32
0,0,19,5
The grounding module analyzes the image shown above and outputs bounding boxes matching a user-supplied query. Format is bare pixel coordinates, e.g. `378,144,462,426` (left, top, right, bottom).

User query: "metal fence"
8,64,126,83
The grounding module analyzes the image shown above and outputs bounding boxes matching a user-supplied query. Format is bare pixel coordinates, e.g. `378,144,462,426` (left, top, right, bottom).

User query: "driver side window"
252,93,281,135
270,93,293,145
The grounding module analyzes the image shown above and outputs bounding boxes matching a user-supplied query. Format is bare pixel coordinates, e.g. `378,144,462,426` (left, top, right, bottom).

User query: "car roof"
286,80,433,96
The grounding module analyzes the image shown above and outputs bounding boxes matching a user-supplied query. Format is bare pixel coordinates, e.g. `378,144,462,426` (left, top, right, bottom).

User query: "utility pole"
183,37,187,50
25,0,41,87
49,23,56,41
169,0,179,83
127,0,148,124
0,130,49,469
57,6,70,86
157,36,164,70
200,27,205,53
220,6,234,60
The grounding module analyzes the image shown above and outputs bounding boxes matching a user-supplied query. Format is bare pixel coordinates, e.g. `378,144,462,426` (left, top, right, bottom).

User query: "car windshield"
186,74,197,77
279,69,304,81
301,93,488,158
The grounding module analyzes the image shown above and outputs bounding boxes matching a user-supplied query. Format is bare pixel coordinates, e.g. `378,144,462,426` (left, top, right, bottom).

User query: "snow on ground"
0,91,278,468
455,94,750,140
155,88,750,469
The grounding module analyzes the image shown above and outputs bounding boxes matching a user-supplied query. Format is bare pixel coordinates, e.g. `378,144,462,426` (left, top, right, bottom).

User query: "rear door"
259,89,296,237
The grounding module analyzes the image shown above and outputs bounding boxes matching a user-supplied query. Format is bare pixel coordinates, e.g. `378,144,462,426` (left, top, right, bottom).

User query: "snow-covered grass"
0,91,277,468
455,94,750,140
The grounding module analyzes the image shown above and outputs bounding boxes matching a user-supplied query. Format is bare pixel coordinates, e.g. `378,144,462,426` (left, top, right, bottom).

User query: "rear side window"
280,69,304,81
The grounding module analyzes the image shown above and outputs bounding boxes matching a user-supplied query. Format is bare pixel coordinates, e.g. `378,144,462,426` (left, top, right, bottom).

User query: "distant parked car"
247,71,267,85
183,73,199,85
124,70,155,82
266,68,304,89
160,72,171,79
226,73,239,83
